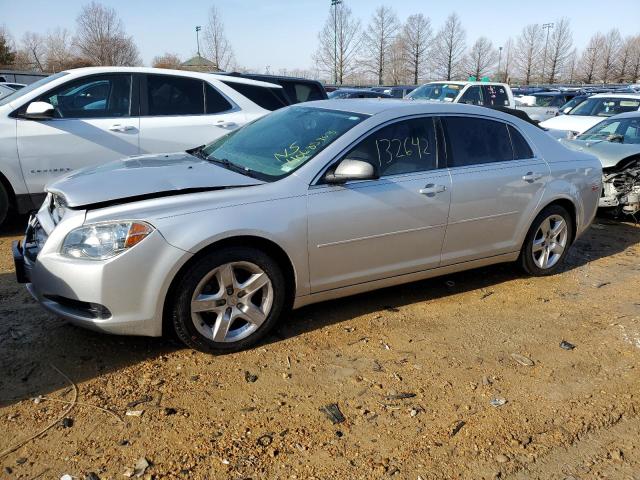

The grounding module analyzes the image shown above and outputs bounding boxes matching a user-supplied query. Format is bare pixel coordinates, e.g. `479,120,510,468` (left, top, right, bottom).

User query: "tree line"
1,1,639,86
314,4,640,86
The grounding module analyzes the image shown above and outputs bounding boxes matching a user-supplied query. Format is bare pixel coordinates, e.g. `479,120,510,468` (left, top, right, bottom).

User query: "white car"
406,81,515,108
540,93,640,135
0,67,285,225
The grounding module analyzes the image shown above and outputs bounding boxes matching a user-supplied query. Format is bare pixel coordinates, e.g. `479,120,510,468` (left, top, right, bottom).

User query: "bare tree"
599,29,622,83
546,17,573,84
579,33,604,83
203,6,234,71
465,37,496,79
361,6,400,85
313,3,362,84
514,24,543,85
562,48,578,83
402,13,431,84
430,13,466,80
386,35,410,85
627,35,640,83
615,34,638,83
74,1,140,66
152,52,182,69
501,38,514,83
18,32,46,71
45,28,78,72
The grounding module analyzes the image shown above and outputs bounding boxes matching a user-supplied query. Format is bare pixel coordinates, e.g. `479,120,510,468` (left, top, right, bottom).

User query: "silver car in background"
13,101,602,353
561,111,640,217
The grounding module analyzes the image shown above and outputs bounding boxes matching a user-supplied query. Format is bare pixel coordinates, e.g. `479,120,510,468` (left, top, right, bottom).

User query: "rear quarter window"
221,81,289,111
508,125,534,159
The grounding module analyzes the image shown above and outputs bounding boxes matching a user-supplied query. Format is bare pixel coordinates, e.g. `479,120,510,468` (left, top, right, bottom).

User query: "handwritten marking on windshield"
274,130,338,164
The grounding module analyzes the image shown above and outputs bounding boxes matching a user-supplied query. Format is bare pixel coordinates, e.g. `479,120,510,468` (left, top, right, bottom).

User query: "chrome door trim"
446,210,520,226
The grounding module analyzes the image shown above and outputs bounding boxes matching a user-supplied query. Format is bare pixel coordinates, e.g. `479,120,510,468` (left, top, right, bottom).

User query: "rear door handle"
216,120,237,128
522,172,543,182
419,184,447,196
109,124,135,132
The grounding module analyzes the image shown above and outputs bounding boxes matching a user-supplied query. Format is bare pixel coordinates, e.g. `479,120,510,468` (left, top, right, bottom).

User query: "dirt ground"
0,214,638,480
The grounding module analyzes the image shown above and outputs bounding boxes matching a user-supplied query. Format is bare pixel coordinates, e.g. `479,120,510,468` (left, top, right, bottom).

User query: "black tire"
519,205,573,276
169,246,287,354
0,182,9,228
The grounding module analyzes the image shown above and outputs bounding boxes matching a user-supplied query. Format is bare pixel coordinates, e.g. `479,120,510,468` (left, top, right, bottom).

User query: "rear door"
138,74,246,154
307,116,451,292
16,73,139,194
440,116,549,264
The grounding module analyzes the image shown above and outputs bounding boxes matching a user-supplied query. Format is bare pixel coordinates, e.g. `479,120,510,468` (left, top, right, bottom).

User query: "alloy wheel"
531,214,568,269
190,261,274,343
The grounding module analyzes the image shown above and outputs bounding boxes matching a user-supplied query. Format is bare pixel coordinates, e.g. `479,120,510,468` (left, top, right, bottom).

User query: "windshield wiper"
207,156,258,179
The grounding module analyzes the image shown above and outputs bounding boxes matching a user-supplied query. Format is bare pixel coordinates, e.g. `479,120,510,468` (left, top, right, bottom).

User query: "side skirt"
292,252,520,309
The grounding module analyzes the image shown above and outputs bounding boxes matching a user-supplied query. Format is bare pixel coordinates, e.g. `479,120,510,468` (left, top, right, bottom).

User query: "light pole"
497,46,503,82
331,0,342,85
195,26,202,57
541,22,554,85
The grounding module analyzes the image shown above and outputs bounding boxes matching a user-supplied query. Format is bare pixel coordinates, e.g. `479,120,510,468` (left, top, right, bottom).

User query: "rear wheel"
519,205,573,276
169,246,287,353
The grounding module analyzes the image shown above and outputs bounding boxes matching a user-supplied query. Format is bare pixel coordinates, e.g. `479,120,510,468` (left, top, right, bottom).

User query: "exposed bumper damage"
600,158,640,217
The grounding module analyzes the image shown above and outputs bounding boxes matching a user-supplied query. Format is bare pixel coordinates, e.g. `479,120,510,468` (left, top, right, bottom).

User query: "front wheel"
519,205,573,276
169,247,287,353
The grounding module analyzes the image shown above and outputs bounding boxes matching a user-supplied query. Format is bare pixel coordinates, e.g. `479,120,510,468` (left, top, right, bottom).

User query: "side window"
205,83,233,114
344,118,437,176
444,116,513,167
147,75,204,116
482,85,509,107
40,74,131,118
221,80,289,111
508,125,534,159
459,86,483,105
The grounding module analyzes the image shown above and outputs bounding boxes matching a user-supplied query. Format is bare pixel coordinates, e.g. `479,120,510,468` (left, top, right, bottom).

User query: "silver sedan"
14,101,602,353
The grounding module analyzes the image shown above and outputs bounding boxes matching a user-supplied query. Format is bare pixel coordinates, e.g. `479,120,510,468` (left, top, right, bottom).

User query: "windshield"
0,72,68,107
568,97,640,117
559,96,585,113
200,106,367,181
407,83,462,102
578,116,640,144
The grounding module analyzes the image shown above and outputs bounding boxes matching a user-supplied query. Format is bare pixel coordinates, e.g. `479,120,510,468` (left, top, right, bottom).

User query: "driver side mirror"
324,158,378,184
24,101,55,120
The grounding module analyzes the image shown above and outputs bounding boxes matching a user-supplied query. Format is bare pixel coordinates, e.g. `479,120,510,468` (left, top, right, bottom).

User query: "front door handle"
109,124,135,132
216,120,237,128
522,172,543,182
419,184,447,196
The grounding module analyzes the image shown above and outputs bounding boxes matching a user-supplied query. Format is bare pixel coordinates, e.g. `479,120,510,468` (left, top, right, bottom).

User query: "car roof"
590,93,640,99
300,99,516,119
427,80,507,87
60,66,283,89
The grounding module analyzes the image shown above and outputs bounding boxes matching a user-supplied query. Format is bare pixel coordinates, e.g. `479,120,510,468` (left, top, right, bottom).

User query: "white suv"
406,81,515,108
0,67,285,225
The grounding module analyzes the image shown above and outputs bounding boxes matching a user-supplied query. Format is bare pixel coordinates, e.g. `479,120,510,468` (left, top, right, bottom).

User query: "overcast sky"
3,0,639,71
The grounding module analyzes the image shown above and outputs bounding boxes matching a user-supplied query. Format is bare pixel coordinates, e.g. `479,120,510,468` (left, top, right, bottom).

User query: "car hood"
559,139,640,169
539,115,606,134
47,152,264,209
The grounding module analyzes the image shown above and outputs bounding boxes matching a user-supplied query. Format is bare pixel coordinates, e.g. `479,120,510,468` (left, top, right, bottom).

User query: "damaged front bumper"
599,160,640,216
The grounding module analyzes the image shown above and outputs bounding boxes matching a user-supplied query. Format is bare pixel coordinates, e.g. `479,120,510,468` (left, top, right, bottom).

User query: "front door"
307,117,451,293
16,73,139,194
440,115,550,264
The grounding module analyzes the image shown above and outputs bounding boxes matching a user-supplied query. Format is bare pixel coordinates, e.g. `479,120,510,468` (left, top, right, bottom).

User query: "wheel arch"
0,169,16,209
162,234,297,336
